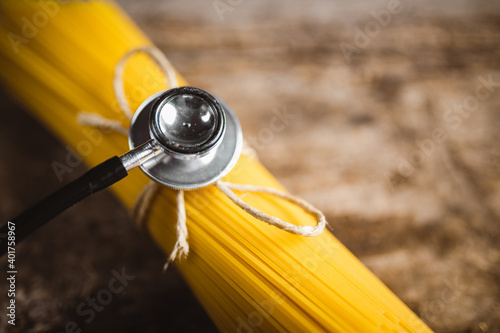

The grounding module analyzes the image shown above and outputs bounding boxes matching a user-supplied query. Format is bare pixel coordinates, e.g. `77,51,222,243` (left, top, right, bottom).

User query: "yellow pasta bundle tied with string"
0,1,432,332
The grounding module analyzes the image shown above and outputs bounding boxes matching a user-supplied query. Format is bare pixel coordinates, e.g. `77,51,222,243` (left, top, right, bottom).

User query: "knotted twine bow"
78,46,327,271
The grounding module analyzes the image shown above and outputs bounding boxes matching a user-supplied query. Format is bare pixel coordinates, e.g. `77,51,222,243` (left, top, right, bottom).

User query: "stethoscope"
0,86,242,255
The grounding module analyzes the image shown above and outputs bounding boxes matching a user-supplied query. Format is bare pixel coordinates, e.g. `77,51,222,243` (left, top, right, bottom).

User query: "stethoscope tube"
0,139,163,256
0,156,128,256
0,86,241,256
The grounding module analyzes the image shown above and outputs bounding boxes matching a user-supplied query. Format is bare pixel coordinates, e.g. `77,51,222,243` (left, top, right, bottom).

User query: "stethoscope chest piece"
129,86,242,190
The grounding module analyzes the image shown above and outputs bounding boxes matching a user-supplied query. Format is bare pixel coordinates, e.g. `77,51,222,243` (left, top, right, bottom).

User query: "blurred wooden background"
0,0,499,332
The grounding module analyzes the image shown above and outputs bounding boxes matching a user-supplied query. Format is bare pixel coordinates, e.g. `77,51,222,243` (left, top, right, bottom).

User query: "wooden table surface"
0,0,499,332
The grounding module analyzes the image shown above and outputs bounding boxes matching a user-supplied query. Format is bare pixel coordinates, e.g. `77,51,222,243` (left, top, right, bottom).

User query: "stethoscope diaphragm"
128,86,242,190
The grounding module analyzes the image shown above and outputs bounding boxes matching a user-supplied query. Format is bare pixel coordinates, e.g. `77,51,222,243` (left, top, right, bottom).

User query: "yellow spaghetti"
0,1,432,332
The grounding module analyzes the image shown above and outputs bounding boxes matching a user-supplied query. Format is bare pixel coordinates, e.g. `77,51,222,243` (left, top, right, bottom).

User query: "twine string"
113,46,179,120
216,181,326,237
132,181,161,230
163,190,188,271
77,46,327,270
77,112,129,135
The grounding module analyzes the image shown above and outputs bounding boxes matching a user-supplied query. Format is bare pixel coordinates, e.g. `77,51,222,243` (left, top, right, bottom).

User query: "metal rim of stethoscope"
0,86,243,255
0,85,328,257
127,86,243,190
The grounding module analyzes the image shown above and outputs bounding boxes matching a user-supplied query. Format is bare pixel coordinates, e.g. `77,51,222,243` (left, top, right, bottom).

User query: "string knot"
77,46,328,271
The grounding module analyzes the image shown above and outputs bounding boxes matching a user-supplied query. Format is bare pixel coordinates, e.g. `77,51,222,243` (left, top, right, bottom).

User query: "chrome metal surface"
119,139,162,171
129,88,242,190
149,87,225,159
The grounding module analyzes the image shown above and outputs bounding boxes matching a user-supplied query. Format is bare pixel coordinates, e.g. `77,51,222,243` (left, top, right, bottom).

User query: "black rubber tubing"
0,156,128,256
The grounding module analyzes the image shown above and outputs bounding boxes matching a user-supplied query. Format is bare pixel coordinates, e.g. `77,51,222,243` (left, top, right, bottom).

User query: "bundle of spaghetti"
0,1,432,332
